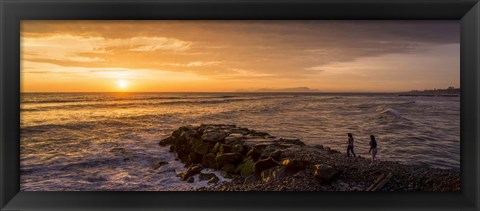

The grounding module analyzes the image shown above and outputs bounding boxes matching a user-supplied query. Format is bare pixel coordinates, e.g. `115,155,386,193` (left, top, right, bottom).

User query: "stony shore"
159,124,460,191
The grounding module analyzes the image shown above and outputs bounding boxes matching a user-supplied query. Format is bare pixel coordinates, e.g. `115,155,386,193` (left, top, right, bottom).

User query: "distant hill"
236,87,320,92
398,87,460,97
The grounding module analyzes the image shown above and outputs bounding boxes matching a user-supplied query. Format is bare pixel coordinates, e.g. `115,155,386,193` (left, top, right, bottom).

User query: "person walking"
347,133,356,157
369,135,378,164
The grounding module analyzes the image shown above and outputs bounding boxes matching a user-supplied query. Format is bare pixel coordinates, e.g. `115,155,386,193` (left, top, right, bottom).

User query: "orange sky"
21,20,460,92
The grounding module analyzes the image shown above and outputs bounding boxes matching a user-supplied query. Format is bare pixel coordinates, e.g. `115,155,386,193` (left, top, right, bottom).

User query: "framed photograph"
1,0,479,210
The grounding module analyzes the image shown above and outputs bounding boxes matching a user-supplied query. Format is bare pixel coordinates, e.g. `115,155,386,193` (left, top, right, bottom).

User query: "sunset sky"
21,20,459,92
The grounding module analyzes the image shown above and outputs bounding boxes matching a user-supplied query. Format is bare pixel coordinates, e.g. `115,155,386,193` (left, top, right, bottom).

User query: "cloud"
123,37,191,52
163,61,222,67
20,20,460,91
22,34,191,64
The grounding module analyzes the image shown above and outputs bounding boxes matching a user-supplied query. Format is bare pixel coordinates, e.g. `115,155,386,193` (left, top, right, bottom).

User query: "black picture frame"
1,0,479,210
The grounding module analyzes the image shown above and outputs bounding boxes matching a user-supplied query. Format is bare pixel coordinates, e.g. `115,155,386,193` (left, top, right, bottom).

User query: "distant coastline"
397,87,460,97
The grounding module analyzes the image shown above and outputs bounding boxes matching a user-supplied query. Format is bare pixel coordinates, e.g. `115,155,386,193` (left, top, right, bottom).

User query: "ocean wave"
379,108,401,117
21,157,125,174
20,96,283,112
21,94,248,104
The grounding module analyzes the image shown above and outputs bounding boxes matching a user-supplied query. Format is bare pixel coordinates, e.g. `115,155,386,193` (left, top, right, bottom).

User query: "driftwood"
367,172,393,191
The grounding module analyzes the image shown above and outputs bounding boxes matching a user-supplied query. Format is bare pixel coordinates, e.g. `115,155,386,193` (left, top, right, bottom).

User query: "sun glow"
117,80,128,90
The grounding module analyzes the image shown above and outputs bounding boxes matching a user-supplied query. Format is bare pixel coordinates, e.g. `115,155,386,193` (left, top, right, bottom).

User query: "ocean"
20,92,460,191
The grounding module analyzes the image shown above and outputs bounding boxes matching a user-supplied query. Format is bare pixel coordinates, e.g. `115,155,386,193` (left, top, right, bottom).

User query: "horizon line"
20,91,418,94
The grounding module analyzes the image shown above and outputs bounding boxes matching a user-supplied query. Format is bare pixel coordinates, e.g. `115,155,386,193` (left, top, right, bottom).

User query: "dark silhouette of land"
398,86,460,97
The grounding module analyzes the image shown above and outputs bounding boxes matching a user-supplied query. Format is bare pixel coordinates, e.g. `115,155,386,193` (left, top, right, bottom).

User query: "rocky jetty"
159,124,460,191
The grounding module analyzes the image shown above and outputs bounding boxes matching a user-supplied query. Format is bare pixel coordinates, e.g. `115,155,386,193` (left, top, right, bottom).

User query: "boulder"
281,159,308,175
194,142,211,155
208,176,220,184
225,133,244,144
159,137,174,146
172,125,195,138
261,166,286,183
177,164,203,181
249,130,270,137
201,153,216,168
174,128,199,146
186,176,194,183
201,131,227,143
260,147,282,160
246,148,261,161
219,144,233,154
179,128,200,141
169,145,175,152
212,143,222,154
232,144,246,154
278,138,305,146
187,152,202,164
235,158,255,177
215,153,243,168
222,164,236,174
254,157,280,175
199,173,219,181
178,154,189,163
313,164,339,182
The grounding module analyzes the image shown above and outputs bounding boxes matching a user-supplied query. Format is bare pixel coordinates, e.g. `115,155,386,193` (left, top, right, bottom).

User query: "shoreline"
159,124,460,191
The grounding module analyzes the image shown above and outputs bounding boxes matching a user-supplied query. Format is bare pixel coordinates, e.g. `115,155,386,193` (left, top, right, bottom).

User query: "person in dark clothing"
369,135,378,164
347,133,356,157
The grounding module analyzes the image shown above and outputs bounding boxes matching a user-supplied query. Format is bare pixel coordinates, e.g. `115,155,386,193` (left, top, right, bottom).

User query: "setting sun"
117,80,128,90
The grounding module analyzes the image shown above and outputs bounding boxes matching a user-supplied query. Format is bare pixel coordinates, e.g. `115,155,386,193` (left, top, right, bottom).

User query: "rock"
232,144,246,154
260,147,282,160
246,148,261,161
208,176,220,184
169,145,175,152
179,128,200,140
313,164,339,182
177,164,203,181
199,173,218,181
219,144,233,154
201,153,216,168
174,127,200,146
172,125,195,138
278,138,305,146
201,131,227,143
249,130,270,137
222,164,236,174
221,171,233,179
235,158,255,177
212,143,222,154
225,133,244,144
215,153,243,168
186,176,194,183
254,157,280,175
187,152,202,164
194,142,211,155
244,175,257,185
281,159,308,174
159,137,174,146
261,166,286,183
